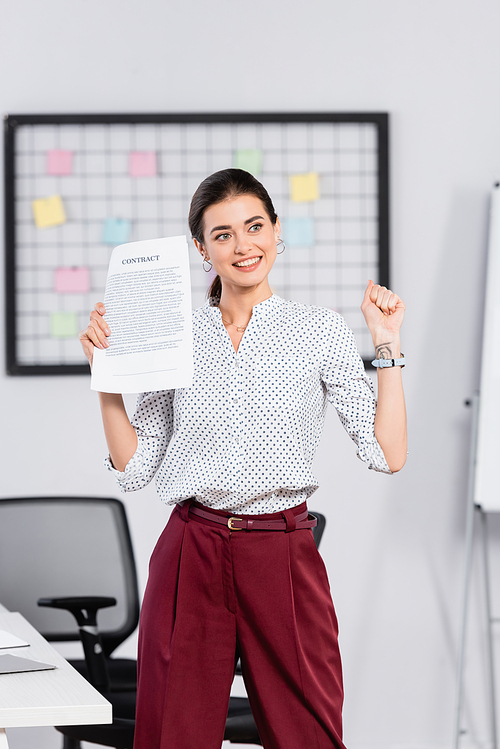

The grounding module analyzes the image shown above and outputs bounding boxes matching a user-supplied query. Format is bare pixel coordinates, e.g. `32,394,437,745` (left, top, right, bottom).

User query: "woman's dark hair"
188,168,278,300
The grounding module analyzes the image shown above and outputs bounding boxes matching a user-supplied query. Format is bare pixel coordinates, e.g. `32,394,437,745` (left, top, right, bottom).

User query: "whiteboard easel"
455,184,500,749
475,184,500,512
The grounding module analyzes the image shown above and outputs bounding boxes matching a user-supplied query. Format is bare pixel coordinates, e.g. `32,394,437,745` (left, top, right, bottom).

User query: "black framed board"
4,112,390,375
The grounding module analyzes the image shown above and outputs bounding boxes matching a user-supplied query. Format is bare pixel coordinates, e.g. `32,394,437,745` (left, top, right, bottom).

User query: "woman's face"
195,194,280,295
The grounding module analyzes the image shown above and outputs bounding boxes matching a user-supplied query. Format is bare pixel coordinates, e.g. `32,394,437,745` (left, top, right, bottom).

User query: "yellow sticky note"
290,172,320,203
32,195,66,228
50,311,78,338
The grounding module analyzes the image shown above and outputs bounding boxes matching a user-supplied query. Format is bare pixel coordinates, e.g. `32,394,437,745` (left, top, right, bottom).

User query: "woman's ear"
193,238,207,260
274,218,281,243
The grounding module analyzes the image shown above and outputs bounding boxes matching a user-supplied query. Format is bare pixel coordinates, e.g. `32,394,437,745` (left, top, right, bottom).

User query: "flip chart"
91,236,193,394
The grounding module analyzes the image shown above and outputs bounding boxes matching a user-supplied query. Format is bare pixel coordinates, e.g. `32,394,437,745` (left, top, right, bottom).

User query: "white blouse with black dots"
106,294,391,514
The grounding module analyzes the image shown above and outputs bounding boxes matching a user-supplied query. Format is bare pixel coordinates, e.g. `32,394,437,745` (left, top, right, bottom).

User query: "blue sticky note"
282,217,315,247
102,218,131,245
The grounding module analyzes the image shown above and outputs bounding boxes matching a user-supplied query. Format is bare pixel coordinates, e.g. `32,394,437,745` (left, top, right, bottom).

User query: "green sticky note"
50,311,78,338
233,149,263,176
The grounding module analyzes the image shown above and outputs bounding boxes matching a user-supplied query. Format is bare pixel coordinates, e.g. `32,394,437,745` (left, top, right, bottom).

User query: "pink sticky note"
47,150,73,176
54,267,90,293
129,151,157,177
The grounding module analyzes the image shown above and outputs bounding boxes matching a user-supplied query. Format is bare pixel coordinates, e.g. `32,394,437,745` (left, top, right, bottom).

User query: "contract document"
91,236,193,394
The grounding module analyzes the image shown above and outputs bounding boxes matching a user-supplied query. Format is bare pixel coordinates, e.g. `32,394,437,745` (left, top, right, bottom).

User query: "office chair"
39,509,327,748
0,496,140,749
0,497,139,693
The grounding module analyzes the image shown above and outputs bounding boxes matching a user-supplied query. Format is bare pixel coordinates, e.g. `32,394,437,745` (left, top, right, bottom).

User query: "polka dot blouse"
106,294,391,514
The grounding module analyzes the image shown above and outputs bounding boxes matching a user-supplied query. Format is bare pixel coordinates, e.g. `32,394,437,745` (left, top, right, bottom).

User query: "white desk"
0,611,112,749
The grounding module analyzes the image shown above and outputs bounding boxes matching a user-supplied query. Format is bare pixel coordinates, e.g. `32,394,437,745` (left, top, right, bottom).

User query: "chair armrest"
38,596,116,691
37,596,117,627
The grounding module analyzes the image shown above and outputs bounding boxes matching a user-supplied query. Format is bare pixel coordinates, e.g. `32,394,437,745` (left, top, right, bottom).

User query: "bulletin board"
4,112,389,375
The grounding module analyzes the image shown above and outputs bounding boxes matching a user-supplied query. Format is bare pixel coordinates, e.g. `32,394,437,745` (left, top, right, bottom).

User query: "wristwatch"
371,353,405,368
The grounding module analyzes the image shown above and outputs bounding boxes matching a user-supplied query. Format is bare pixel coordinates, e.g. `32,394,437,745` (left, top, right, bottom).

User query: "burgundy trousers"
134,501,347,749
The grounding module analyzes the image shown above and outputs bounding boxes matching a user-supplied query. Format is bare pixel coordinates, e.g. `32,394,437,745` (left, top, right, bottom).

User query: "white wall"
1,1,500,747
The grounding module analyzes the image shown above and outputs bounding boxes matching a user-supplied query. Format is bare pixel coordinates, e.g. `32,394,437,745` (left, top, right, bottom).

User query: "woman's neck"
218,282,272,327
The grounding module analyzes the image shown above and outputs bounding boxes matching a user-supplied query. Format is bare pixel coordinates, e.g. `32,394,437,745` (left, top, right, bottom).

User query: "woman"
80,168,407,749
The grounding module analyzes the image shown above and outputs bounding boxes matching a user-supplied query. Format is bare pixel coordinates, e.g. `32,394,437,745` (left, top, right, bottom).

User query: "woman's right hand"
79,303,110,368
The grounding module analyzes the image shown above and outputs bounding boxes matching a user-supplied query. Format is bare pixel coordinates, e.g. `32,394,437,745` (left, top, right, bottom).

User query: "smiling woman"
193,195,280,327
79,167,407,749
189,168,279,305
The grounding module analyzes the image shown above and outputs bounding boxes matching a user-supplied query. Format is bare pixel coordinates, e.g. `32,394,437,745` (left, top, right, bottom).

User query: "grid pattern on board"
4,114,389,374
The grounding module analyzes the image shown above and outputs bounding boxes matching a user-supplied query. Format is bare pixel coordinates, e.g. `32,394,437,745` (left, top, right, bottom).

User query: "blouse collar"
203,294,284,319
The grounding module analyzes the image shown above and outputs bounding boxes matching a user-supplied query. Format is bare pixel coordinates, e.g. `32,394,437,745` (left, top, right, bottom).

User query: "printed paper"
91,236,193,394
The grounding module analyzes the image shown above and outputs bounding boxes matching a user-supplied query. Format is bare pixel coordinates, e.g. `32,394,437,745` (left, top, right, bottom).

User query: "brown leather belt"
188,504,317,532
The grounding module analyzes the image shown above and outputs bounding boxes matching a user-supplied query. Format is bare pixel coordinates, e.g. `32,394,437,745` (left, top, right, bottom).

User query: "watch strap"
371,353,405,368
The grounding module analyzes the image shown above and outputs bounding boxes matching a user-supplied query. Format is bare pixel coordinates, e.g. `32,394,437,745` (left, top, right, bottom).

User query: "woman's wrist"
372,337,401,360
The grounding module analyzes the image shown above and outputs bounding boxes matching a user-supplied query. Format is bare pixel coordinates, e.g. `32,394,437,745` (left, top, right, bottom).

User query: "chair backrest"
0,497,140,656
309,511,326,548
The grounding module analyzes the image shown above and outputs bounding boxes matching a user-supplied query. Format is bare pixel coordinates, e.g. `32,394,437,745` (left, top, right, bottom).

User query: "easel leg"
480,508,498,749
454,393,481,749
454,500,477,749
0,728,10,749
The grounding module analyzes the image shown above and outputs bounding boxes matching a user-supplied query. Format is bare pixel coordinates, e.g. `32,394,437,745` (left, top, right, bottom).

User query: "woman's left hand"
361,280,405,342
363,280,407,473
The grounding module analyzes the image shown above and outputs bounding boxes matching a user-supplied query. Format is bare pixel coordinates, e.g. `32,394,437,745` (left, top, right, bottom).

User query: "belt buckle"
228,517,243,531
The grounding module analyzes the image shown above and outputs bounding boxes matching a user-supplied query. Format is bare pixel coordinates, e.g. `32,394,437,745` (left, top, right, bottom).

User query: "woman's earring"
277,239,286,255
202,257,213,272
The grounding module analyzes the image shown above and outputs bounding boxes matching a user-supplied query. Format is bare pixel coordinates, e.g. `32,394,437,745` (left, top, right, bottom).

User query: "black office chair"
40,509,327,748
0,497,140,694
0,496,141,749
